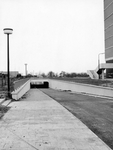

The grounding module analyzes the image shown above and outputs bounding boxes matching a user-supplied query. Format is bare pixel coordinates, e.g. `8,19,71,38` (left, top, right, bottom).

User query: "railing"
87,70,98,79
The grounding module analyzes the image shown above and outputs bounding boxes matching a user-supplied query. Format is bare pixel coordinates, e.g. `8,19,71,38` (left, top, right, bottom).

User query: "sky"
0,0,104,75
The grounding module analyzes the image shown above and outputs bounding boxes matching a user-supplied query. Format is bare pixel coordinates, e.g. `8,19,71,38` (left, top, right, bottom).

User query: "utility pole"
25,64,27,76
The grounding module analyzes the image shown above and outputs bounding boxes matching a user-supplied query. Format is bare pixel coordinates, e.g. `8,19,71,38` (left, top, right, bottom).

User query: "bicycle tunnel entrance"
30,81,49,89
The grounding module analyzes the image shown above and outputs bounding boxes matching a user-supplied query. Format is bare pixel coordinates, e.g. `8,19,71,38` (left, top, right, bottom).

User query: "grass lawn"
41,88,113,149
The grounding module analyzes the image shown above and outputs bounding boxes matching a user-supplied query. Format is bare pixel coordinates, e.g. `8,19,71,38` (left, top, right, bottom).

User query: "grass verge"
41,88,113,149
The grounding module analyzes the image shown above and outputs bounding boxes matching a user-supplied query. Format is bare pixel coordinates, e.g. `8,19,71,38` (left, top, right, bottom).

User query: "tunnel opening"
30,81,49,89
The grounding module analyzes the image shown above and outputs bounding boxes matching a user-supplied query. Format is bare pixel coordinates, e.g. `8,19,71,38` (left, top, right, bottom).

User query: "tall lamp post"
3,28,13,98
98,52,105,79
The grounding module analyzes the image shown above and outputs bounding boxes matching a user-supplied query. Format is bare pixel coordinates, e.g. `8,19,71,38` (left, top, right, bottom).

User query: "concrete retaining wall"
12,79,30,100
13,78,30,90
49,79,113,97
11,79,49,100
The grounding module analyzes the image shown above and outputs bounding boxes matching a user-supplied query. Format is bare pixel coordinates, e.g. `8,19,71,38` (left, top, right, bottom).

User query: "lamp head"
3,28,13,34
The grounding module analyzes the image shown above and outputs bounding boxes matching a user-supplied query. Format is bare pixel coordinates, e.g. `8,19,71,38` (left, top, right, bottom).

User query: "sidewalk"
0,89,111,150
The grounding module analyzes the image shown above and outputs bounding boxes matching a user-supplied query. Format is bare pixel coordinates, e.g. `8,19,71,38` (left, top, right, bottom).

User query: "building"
87,1,113,79
104,0,113,77
0,71,19,78
87,0,113,79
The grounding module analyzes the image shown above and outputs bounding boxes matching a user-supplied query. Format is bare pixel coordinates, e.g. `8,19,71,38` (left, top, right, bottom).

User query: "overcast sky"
0,0,104,75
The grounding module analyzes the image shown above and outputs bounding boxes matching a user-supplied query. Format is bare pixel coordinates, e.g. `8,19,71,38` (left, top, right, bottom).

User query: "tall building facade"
104,0,113,77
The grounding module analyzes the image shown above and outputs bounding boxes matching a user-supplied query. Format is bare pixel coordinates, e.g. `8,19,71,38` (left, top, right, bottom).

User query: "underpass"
30,81,49,89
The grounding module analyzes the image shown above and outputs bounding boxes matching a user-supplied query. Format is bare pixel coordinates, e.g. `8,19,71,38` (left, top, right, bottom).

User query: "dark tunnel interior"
30,81,49,89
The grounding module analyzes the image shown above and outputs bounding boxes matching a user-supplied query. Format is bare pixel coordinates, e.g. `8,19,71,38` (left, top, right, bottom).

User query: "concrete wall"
12,79,30,100
49,79,113,97
13,78,30,91
12,79,49,100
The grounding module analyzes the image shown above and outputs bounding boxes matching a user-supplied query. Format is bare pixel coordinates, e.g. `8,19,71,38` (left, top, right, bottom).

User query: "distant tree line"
15,71,89,78
42,71,89,78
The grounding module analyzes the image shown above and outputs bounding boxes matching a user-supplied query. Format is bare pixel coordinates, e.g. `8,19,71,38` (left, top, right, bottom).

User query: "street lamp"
3,28,13,98
98,53,105,79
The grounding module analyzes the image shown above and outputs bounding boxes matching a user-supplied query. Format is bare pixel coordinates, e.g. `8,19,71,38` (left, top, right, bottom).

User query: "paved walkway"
0,89,111,150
